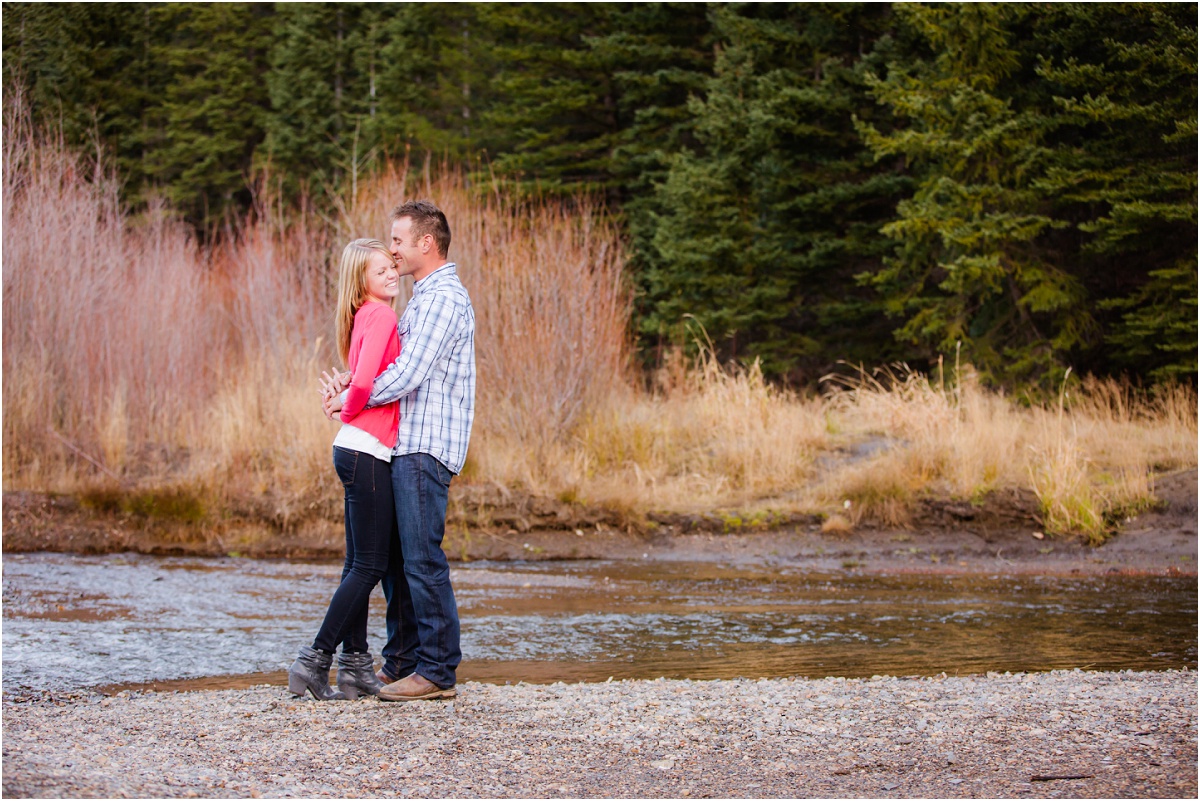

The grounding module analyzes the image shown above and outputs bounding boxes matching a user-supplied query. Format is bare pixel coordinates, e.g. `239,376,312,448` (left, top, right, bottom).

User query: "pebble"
2,670,1195,798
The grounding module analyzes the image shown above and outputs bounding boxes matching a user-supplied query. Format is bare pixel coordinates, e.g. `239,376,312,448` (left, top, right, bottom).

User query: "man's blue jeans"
380,452,461,687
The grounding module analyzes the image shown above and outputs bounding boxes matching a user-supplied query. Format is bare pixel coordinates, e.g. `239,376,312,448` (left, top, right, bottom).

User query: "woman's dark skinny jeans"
312,446,395,654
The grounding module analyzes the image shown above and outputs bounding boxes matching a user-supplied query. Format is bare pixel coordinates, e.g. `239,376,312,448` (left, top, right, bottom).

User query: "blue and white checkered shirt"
367,263,475,474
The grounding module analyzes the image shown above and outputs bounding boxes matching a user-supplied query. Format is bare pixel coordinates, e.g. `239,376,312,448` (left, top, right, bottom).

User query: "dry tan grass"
821,363,1026,497
3,101,214,491
814,363,1195,538
562,348,830,513
1022,376,1191,543
3,107,1196,542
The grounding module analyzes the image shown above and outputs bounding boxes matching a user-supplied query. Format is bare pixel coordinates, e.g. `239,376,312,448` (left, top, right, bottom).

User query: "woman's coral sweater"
339,302,401,448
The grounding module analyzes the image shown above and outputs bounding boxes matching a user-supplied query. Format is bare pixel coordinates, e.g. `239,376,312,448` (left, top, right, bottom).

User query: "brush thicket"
4,107,1195,541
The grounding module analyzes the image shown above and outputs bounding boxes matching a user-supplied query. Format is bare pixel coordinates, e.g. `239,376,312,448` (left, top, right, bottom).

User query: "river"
2,552,1194,696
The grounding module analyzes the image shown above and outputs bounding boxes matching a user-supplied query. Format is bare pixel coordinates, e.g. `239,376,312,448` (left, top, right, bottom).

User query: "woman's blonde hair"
335,238,395,366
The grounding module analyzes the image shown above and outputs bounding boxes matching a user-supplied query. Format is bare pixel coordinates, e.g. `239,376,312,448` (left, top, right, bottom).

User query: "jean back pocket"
333,446,358,487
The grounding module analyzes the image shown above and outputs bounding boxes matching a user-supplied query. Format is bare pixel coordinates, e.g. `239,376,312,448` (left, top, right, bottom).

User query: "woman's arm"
340,304,399,423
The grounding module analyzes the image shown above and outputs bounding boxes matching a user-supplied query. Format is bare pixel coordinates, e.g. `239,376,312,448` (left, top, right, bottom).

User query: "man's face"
389,216,424,277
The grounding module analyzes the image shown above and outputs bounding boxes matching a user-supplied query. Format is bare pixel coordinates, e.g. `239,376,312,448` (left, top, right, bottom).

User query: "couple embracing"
287,200,474,703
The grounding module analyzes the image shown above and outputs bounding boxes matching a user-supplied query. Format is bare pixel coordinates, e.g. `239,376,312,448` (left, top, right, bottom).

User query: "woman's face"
363,251,400,304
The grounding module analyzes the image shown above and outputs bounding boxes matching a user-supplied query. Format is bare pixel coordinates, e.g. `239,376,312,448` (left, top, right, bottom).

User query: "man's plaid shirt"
368,262,475,474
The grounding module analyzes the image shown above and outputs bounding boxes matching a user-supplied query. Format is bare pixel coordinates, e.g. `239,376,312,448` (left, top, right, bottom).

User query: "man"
323,199,475,701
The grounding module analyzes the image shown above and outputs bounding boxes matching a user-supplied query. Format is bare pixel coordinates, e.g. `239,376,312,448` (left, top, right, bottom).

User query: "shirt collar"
413,262,456,294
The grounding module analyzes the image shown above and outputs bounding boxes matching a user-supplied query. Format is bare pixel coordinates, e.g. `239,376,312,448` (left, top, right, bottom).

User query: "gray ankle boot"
337,652,386,699
288,646,346,701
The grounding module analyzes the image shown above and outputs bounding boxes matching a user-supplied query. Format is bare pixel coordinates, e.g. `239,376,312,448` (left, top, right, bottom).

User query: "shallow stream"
2,552,1194,696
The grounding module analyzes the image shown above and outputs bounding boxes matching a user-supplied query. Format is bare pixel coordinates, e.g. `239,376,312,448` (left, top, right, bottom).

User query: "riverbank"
3,469,1195,575
3,670,1195,798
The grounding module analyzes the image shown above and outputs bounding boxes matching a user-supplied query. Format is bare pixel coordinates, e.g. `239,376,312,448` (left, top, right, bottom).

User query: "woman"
288,238,402,700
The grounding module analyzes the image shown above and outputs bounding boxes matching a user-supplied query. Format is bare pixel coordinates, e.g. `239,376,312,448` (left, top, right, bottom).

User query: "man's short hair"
393,199,451,258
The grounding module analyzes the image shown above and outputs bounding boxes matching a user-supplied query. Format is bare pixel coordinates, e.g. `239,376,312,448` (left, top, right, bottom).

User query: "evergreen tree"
859,4,1089,388
147,3,274,228
1034,4,1197,381
590,2,713,341
480,2,712,203
374,2,499,162
641,3,909,381
481,3,626,195
261,3,380,201
3,3,171,201
588,1,712,203
861,3,1197,387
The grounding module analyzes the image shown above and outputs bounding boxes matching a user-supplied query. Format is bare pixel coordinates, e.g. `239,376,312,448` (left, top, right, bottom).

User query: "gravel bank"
3,670,1195,798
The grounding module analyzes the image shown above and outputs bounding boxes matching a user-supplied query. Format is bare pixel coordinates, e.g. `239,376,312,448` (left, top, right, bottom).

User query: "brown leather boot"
378,673,456,702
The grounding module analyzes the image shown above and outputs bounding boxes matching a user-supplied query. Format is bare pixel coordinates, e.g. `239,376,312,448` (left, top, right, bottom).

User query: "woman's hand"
323,393,345,420
319,366,350,398
319,367,350,420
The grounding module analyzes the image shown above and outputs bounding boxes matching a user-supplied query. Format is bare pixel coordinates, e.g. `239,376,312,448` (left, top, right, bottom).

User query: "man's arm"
367,292,465,407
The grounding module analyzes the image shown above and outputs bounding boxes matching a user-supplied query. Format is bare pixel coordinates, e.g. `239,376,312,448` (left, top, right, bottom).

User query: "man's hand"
319,367,350,420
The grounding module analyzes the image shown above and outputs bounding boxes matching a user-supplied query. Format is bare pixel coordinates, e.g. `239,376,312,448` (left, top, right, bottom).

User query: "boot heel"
339,683,360,700
288,674,309,697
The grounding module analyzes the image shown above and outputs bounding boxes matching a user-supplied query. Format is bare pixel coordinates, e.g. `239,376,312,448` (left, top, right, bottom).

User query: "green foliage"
859,4,1083,388
1101,261,1198,380
640,3,910,380
481,3,627,195
3,3,173,200
373,3,498,161
480,2,712,202
259,3,500,202
4,2,1194,387
860,3,1196,388
597,2,712,201
148,3,274,228
1034,4,1197,381
261,3,373,199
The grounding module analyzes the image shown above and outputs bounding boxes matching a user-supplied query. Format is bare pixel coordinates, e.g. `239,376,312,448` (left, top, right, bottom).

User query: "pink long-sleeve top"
340,302,401,447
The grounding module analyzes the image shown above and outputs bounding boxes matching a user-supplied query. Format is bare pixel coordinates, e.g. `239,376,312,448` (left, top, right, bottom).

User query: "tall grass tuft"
568,344,829,513
818,361,1025,521
1026,375,1193,543
1026,388,1108,543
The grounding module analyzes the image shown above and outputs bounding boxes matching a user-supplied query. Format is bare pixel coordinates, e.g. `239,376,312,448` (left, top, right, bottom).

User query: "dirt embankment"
3,469,1195,575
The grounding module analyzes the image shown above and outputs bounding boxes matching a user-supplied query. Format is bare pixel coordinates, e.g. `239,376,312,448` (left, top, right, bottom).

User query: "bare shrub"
3,106,633,516
3,98,214,488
